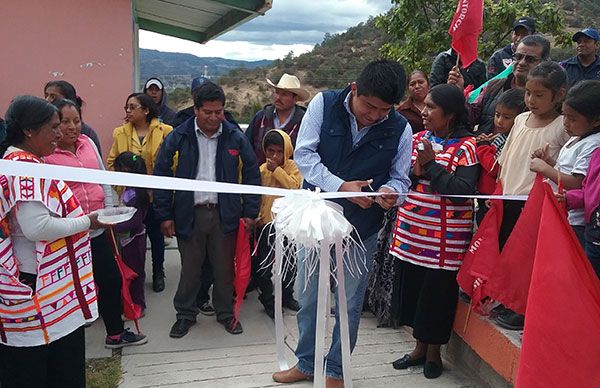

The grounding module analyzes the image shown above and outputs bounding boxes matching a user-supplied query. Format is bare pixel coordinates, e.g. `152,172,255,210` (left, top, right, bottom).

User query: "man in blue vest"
271,60,413,387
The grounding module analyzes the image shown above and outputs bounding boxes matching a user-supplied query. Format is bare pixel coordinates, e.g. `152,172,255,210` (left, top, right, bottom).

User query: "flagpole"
455,53,461,69
463,299,472,333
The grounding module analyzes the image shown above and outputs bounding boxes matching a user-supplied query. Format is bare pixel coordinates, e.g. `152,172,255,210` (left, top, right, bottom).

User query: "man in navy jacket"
153,81,260,338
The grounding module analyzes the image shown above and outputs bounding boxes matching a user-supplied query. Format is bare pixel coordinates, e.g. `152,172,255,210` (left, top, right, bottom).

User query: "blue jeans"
295,233,378,379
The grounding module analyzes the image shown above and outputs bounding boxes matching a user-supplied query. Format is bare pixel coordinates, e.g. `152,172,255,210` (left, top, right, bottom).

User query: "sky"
139,0,392,62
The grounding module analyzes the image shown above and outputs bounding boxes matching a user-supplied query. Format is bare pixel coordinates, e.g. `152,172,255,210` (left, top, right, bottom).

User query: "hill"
163,1,596,123
140,49,271,90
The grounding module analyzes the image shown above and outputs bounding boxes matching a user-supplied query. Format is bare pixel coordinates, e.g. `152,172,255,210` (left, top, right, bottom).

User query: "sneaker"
105,329,147,349
198,301,216,316
494,309,524,330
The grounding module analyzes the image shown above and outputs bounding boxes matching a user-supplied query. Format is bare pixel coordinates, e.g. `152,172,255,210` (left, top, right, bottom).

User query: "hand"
529,157,550,174
531,143,553,165
376,186,399,209
476,133,497,143
555,192,566,203
160,220,176,237
416,138,436,166
339,180,374,209
484,199,493,209
241,217,255,232
413,161,424,177
266,158,278,172
447,66,465,90
87,212,111,230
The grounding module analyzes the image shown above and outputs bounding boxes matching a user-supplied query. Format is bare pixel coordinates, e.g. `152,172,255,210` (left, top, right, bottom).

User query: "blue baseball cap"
191,76,209,91
573,28,600,42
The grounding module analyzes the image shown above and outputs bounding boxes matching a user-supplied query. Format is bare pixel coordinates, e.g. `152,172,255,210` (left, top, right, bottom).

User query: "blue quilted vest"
304,86,408,238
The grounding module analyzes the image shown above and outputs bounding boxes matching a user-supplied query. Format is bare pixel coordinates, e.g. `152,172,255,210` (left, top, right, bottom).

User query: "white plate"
96,207,137,224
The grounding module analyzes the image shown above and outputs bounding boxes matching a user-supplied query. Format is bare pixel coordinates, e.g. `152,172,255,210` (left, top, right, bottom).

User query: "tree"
376,0,571,72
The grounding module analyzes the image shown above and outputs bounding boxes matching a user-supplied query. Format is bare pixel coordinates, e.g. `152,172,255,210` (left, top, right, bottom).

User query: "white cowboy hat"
266,73,310,101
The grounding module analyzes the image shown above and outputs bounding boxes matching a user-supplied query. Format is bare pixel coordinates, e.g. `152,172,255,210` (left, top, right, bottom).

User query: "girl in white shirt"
530,80,600,244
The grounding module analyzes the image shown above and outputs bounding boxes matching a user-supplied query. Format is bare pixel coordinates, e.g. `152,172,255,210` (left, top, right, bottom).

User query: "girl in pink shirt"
563,81,600,277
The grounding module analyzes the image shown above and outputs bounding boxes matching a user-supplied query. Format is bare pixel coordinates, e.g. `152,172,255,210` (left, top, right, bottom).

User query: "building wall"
0,0,134,160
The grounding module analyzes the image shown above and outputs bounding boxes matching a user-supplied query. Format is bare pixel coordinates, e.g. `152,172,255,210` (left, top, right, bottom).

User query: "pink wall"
0,0,134,160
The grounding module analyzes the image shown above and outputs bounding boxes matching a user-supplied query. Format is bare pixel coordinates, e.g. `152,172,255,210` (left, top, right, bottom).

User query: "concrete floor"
84,245,481,388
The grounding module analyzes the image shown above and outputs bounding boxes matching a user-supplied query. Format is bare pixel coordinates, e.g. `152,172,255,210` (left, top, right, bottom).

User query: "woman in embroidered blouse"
45,99,147,349
107,93,173,293
0,96,106,387
389,84,480,379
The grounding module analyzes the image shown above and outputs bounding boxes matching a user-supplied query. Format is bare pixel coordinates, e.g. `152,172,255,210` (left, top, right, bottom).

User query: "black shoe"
220,317,243,334
392,354,426,370
494,309,524,330
198,301,216,316
489,304,507,318
283,297,301,311
153,269,165,293
423,361,443,379
169,318,195,338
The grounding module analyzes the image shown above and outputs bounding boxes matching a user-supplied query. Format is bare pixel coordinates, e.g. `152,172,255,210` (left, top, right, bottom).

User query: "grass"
86,355,122,388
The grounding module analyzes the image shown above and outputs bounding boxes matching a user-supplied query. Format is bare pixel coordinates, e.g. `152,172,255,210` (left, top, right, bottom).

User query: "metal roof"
134,0,273,43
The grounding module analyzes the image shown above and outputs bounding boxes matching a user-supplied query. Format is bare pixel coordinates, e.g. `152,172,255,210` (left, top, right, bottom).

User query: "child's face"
562,103,600,137
525,78,563,117
265,144,285,166
494,105,519,134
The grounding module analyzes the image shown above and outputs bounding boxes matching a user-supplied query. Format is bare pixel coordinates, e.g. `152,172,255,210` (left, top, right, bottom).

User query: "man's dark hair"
496,89,526,113
356,59,406,105
519,35,551,60
263,130,284,149
193,82,226,108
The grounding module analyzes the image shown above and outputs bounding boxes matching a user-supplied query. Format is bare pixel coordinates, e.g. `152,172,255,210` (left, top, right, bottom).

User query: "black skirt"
396,260,459,345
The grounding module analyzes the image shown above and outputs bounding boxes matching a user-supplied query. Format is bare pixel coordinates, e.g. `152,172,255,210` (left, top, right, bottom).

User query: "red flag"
516,183,600,387
232,219,252,326
108,228,143,334
485,176,546,315
457,183,503,314
448,0,484,68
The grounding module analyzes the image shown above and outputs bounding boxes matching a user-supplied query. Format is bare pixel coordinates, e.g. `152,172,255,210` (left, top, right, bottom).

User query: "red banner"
448,0,484,68
516,182,600,387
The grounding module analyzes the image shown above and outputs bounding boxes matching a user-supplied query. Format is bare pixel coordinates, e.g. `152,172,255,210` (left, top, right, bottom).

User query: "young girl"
113,151,150,312
475,88,526,224
531,80,600,246
494,61,571,330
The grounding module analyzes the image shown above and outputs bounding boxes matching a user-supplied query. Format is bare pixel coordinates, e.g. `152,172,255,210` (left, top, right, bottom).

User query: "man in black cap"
486,16,536,79
560,28,600,87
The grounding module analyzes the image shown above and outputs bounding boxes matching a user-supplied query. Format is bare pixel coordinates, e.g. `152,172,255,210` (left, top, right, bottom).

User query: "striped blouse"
390,131,477,271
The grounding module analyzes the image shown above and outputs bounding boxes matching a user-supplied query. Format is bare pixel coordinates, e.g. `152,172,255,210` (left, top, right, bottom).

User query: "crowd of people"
0,15,599,388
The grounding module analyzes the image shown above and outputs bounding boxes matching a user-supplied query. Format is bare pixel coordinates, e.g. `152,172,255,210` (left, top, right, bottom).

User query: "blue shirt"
294,91,413,197
560,55,600,87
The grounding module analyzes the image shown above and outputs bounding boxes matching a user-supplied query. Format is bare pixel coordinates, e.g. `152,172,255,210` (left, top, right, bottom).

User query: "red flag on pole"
457,183,503,314
448,0,484,68
485,176,552,315
232,219,251,326
516,182,600,387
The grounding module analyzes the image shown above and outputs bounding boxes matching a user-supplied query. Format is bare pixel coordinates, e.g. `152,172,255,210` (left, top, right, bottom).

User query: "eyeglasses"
124,104,143,111
512,53,541,64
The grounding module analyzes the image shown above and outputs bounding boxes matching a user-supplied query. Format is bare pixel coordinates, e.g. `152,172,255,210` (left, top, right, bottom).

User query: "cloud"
139,0,391,61
218,0,390,45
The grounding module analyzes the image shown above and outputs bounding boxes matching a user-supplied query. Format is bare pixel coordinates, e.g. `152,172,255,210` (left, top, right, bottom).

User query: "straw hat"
266,73,310,101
